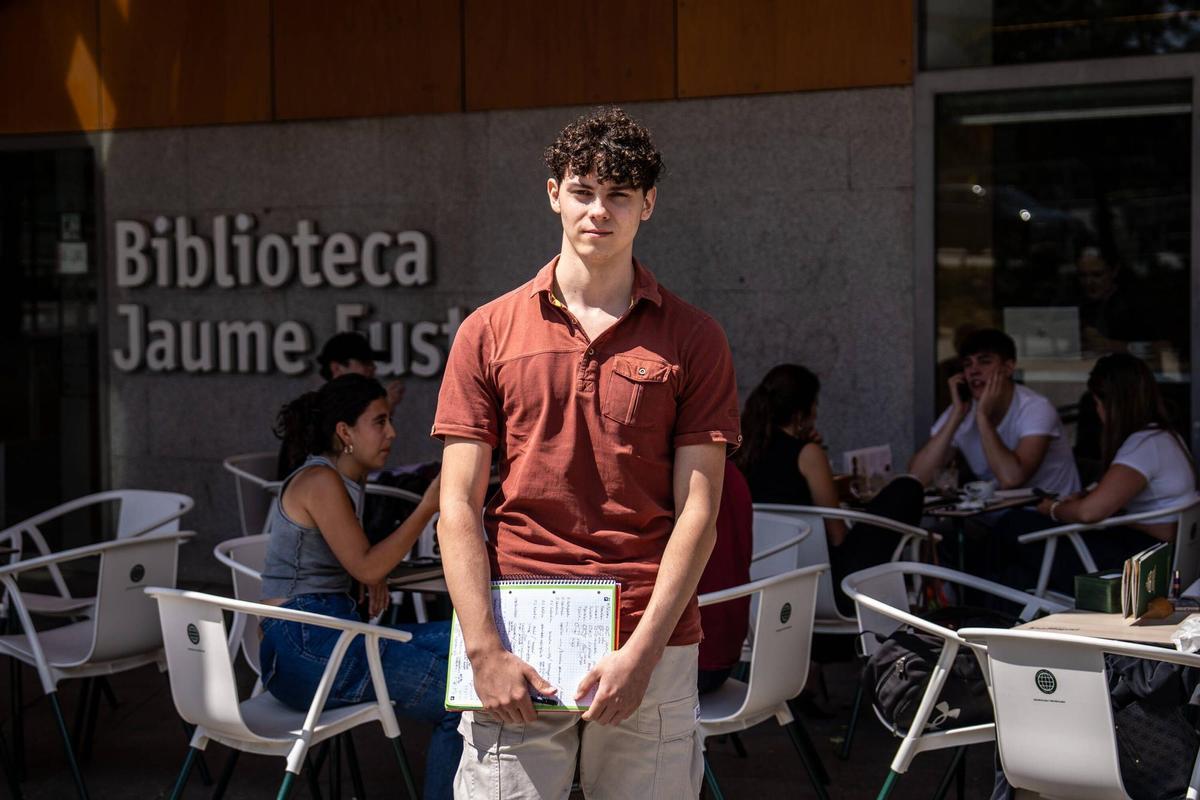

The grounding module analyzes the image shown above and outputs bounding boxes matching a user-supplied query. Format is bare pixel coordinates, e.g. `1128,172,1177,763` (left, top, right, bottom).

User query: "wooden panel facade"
1,1,915,134
99,0,271,129
274,0,462,121
463,0,676,111
677,0,913,97
0,0,101,134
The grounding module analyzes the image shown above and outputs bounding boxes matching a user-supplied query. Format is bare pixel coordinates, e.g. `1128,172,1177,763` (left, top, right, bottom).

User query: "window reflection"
924,0,1200,70
934,80,1191,460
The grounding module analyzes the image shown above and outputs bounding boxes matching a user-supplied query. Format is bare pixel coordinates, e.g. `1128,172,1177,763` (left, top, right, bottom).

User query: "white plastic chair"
840,561,1070,798
212,534,269,682
698,564,829,800
0,490,193,618
959,627,1200,800
1020,495,1200,601
753,503,938,635
222,452,282,538
0,531,193,799
147,587,420,800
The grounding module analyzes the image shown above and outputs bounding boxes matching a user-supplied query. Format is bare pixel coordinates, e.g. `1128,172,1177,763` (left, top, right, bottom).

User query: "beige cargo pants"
453,644,702,800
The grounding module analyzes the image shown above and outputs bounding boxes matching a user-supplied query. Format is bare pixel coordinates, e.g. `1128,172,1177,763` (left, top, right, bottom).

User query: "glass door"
0,148,101,527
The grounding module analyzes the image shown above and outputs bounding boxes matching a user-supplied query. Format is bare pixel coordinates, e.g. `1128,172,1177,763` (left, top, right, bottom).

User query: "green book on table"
445,578,619,712
1121,541,1173,620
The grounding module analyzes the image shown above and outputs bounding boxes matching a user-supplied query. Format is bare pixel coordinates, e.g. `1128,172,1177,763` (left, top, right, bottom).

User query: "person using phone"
910,328,1080,498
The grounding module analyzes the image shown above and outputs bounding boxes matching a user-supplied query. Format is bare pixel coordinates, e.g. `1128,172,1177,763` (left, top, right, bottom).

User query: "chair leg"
210,748,240,800
703,756,726,800
877,769,901,800
303,754,325,800
931,746,967,800
274,771,296,800
71,678,93,752
10,659,24,782
179,721,215,786
728,731,748,759
47,691,90,800
390,737,419,800
0,720,24,800
97,677,119,710
838,671,867,761
784,710,831,786
81,675,104,762
169,746,201,800
343,732,366,800
784,721,830,800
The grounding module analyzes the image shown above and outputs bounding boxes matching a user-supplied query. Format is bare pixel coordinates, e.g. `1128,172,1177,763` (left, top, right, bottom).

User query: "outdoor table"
387,560,447,594
1018,609,1200,647
925,490,1041,573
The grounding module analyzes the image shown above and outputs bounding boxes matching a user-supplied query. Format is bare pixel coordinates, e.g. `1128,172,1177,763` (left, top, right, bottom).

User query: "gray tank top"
260,455,364,599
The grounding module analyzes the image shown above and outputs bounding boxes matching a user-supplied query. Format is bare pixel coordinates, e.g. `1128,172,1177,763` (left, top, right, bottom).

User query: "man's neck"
554,239,635,317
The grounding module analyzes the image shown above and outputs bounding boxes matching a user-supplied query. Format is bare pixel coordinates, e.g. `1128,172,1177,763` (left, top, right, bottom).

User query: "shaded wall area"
1,0,913,133
102,89,915,582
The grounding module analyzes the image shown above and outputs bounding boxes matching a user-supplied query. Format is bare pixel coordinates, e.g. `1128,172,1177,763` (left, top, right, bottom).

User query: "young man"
910,328,1080,497
433,107,739,798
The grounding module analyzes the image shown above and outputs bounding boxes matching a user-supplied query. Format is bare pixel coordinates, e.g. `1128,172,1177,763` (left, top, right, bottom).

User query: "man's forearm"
624,505,717,660
438,499,504,657
910,418,961,484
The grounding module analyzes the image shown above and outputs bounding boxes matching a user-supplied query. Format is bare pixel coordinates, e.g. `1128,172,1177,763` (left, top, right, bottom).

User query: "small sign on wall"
58,241,88,275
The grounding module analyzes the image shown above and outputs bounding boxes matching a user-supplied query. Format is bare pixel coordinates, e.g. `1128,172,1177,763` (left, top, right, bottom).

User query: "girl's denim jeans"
259,592,461,800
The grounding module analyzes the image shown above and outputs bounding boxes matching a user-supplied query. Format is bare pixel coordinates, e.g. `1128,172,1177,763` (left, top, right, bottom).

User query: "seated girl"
259,373,460,800
734,364,924,613
1031,353,1199,589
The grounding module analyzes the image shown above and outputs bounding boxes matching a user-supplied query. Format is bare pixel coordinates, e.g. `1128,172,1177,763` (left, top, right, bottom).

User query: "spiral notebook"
445,578,620,712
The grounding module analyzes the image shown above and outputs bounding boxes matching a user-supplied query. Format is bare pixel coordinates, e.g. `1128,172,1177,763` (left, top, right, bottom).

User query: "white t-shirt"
931,383,1081,497
1112,428,1199,524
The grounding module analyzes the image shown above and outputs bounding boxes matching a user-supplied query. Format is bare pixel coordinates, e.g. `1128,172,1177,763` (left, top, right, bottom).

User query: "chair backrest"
222,452,282,537
753,507,845,622
960,629,1129,800
213,534,268,676
733,566,824,720
1174,498,1200,590
89,533,187,663
115,490,194,539
150,590,261,743
843,564,912,657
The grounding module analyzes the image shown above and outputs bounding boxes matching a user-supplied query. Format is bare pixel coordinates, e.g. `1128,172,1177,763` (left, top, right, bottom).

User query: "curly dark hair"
544,107,664,190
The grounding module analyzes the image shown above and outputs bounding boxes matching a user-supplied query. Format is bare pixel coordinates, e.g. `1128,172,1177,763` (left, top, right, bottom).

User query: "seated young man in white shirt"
910,328,1081,497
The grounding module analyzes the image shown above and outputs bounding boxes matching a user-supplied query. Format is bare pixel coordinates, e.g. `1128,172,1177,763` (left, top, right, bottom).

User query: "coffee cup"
963,480,994,503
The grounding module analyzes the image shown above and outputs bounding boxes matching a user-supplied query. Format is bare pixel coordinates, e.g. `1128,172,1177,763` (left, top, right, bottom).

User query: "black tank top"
746,432,814,505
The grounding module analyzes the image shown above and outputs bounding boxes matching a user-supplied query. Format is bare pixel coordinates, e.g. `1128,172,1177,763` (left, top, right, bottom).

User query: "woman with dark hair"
260,373,460,799
1034,353,1199,569
735,364,924,612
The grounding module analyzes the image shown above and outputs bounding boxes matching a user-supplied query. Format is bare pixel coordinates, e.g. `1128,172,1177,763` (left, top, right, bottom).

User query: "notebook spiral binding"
493,575,619,587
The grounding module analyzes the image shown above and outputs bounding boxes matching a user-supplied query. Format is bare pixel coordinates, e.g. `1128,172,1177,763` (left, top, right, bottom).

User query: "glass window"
934,80,1191,464
923,1,1200,70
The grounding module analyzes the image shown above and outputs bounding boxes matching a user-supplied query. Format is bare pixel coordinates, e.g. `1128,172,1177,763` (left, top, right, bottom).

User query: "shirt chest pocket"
601,356,673,429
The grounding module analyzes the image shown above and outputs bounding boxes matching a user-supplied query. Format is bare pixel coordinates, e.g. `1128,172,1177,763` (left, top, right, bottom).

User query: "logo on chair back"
129,564,145,583
780,602,792,624
1035,669,1057,694
186,623,200,645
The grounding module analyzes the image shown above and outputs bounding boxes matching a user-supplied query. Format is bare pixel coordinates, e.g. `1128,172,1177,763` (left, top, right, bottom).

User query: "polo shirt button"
586,348,594,356
637,367,647,376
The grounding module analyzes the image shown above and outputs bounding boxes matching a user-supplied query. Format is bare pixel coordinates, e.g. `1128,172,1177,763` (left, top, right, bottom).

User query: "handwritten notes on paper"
446,580,619,711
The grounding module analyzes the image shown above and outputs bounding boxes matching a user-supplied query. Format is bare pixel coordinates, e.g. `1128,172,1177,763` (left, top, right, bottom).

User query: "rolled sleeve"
673,316,740,450
432,310,501,449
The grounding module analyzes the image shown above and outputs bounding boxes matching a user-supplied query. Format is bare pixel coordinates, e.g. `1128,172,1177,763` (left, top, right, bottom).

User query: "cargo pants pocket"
637,695,702,800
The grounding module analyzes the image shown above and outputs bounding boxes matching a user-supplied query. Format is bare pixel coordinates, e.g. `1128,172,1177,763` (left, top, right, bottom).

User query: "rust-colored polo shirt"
433,257,740,645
